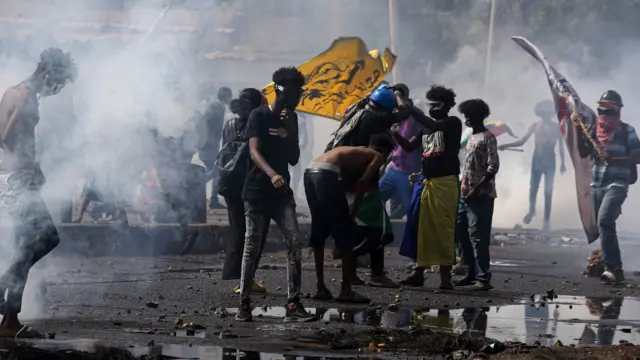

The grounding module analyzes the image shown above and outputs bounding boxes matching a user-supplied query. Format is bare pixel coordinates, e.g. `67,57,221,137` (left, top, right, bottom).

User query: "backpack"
216,118,249,196
621,123,638,185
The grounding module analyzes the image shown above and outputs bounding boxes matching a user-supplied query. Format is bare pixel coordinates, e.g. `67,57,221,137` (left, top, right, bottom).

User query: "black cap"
598,90,623,107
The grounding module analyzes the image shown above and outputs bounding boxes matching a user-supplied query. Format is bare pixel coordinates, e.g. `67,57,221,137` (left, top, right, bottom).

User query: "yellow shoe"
252,280,266,293
233,280,267,294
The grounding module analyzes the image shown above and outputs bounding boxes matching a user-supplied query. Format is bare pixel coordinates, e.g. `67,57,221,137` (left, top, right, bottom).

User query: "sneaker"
471,281,492,291
235,299,253,322
284,301,316,323
233,280,267,294
453,276,475,286
601,268,625,286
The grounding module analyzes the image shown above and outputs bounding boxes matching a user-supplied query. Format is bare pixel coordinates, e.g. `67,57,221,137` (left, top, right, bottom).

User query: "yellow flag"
262,37,396,120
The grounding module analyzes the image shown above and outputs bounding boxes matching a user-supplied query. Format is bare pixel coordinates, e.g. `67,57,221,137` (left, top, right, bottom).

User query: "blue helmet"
370,87,397,111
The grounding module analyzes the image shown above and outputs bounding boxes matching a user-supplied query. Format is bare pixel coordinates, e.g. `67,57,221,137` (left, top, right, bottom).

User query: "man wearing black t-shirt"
394,85,462,289
236,67,315,323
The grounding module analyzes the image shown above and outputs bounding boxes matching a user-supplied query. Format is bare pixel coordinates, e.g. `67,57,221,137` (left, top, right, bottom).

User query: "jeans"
530,156,555,222
0,185,60,314
240,195,302,302
591,185,627,270
222,193,247,280
460,194,495,283
455,193,471,265
379,166,412,217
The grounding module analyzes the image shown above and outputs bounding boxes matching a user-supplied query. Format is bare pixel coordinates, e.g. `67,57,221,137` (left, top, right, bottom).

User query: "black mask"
427,100,447,119
275,85,303,110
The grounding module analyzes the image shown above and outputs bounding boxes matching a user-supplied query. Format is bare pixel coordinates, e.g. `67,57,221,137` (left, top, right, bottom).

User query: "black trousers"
222,193,246,280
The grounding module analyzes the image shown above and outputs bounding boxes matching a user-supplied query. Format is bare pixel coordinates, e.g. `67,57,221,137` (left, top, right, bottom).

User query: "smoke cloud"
2,0,640,319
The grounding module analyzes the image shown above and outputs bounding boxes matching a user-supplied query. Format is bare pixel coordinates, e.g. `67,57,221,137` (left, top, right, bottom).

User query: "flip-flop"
336,292,370,304
0,326,45,339
311,288,334,300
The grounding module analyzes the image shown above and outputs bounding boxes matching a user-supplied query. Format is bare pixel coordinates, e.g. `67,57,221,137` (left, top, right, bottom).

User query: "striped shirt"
586,123,640,189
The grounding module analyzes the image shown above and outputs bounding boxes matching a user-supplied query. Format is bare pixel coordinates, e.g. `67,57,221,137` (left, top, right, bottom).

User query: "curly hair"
272,66,305,88
425,85,456,108
37,47,78,83
458,98,491,121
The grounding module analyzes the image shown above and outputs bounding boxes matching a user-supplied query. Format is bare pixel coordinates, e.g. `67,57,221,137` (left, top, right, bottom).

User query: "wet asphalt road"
14,238,640,353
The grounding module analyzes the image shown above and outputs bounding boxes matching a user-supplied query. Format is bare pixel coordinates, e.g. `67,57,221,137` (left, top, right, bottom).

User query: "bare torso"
533,120,560,159
312,146,377,185
0,82,40,172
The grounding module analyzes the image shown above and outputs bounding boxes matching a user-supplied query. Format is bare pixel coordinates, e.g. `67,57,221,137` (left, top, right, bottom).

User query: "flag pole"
483,0,496,95
388,0,398,84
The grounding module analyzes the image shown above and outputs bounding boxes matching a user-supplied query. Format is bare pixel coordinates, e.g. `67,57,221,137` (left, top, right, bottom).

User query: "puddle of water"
227,295,640,346
0,339,377,359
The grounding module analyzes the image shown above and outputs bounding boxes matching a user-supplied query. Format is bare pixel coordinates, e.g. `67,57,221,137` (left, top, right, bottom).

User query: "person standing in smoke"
575,90,640,285
326,85,410,288
199,86,232,209
455,99,499,291
0,48,77,338
219,88,267,294
396,85,461,289
378,84,421,218
498,100,566,231
305,135,395,303
236,67,315,323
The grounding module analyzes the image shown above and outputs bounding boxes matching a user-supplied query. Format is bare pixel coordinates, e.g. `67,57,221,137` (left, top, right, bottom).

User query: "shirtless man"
304,134,394,303
0,48,77,337
498,100,566,231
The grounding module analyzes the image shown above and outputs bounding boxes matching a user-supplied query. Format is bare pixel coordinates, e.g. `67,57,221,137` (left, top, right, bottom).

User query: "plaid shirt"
587,123,640,189
461,130,500,198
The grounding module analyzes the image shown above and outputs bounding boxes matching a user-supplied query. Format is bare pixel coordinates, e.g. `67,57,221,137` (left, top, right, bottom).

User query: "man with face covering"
200,86,232,209
498,100,566,231
219,88,268,294
574,90,640,285
395,85,462,289
236,67,315,323
0,48,77,337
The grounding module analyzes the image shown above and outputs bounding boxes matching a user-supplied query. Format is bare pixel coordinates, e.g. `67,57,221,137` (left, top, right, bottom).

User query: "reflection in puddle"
228,295,640,346
0,340,376,359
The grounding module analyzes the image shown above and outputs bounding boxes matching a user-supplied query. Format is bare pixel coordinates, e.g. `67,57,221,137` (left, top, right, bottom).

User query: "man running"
498,100,566,230
0,48,77,338
236,67,315,323
305,134,394,303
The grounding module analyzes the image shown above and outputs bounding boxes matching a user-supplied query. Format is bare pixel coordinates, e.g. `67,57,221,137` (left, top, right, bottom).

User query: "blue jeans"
591,186,627,270
379,166,412,217
459,194,495,283
530,156,555,222
455,193,471,265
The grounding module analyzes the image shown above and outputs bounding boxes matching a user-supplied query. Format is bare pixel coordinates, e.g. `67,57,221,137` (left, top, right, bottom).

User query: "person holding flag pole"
572,90,640,285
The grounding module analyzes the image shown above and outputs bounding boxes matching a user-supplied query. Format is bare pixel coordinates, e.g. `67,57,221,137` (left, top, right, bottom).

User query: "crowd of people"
0,47,638,336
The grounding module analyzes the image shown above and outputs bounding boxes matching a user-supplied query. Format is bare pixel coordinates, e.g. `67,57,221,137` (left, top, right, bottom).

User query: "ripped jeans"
240,195,301,302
